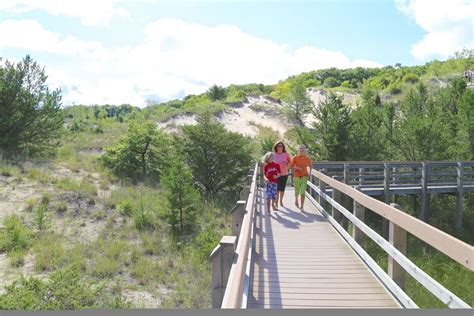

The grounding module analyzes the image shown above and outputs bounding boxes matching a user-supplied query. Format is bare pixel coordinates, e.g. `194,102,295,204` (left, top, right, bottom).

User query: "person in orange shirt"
291,145,312,210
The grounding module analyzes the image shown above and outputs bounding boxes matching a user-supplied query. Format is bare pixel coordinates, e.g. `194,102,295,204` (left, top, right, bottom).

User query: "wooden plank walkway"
248,187,400,309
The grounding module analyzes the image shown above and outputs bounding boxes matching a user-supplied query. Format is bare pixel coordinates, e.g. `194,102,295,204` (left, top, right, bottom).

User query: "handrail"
310,169,474,271
221,162,259,308
307,180,470,308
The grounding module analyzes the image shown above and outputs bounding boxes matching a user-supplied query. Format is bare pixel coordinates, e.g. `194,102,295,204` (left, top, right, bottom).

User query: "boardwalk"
248,187,400,309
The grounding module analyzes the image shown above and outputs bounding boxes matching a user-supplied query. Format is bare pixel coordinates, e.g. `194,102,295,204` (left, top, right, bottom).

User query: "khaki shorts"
294,176,308,195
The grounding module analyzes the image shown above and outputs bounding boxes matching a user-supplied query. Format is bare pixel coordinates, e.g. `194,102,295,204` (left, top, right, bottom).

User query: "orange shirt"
292,155,312,177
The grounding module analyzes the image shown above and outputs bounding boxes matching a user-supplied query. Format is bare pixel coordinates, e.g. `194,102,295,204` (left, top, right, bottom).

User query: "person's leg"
278,176,288,207
299,176,308,210
265,183,271,213
294,177,301,208
271,183,277,211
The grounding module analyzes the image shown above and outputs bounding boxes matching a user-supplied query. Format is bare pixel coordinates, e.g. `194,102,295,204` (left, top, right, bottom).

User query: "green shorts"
294,176,308,195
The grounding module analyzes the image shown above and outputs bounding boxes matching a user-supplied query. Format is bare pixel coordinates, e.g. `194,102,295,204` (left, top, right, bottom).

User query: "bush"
24,198,36,212
9,249,26,268
33,234,68,271
323,77,339,87
101,122,171,181
389,85,402,94
34,202,50,232
130,257,162,285
119,200,134,217
403,73,419,84
207,84,226,101
0,264,108,309
0,215,32,253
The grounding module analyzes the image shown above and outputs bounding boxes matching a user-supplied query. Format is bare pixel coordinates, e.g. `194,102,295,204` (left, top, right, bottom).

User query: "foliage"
311,93,352,160
181,112,253,197
207,84,226,101
101,122,170,181
349,89,386,160
0,214,32,254
0,264,113,309
0,55,63,160
161,159,200,239
283,78,312,126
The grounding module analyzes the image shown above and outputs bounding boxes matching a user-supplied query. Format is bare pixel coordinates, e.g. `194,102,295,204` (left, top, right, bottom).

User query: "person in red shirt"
262,152,280,214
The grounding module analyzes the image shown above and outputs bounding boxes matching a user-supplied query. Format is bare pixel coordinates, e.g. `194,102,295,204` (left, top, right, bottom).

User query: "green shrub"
0,264,108,309
389,84,402,94
119,200,134,217
403,73,419,84
130,257,162,285
194,228,221,261
40,193,50,205
34,202,50,232
141,233,162,255
9,249,27,268
0,214,32,253
323,76,339,87
24,198,36,212
33,234,68,271
91,256,119,279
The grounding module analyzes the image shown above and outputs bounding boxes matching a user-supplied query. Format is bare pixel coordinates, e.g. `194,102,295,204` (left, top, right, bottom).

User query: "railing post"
388,203,407,290
352,186,365,244
343,163,349,184
358,167,364,186
318,168,326,205
210,236,237,308
332,186,343,226
456,162,464,232
383,163,391,239
231,201,246,237
420,162,429,222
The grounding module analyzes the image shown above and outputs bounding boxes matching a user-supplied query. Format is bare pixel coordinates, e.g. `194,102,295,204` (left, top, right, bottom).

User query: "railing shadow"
249,186,282,308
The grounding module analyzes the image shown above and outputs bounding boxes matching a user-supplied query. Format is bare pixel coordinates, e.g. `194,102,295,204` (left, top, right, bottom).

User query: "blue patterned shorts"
265,182,277,200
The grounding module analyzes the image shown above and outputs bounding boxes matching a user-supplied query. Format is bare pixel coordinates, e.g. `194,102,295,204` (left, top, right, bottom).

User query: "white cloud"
0,18,383,107
0,19,103,54
396,0,474,59
0,0,129,26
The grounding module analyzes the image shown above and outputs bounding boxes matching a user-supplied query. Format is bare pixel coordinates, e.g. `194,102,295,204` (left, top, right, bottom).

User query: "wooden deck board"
249,187,400,309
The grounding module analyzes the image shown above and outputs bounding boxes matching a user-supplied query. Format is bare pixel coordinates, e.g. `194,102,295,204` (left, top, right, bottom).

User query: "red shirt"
264,162,281,183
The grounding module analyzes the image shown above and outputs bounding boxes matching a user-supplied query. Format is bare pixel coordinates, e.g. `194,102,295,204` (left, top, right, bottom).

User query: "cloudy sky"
0,0,472,107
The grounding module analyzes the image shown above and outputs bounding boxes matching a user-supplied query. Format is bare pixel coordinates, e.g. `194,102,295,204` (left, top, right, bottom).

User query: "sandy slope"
157,90,359,136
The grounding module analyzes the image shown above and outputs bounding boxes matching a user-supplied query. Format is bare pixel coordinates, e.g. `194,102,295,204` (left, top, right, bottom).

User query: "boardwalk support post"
383,163,391,239
420,162,429,222
231,201,246,236
388,203,407,290
210,236,237,308
456,162,464,232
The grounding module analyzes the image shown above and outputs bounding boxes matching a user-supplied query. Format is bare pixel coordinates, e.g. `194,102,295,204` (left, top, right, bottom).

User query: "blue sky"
0,0,472,106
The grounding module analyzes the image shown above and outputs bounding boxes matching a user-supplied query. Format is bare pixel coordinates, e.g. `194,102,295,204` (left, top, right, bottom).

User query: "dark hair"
273,141,286,153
